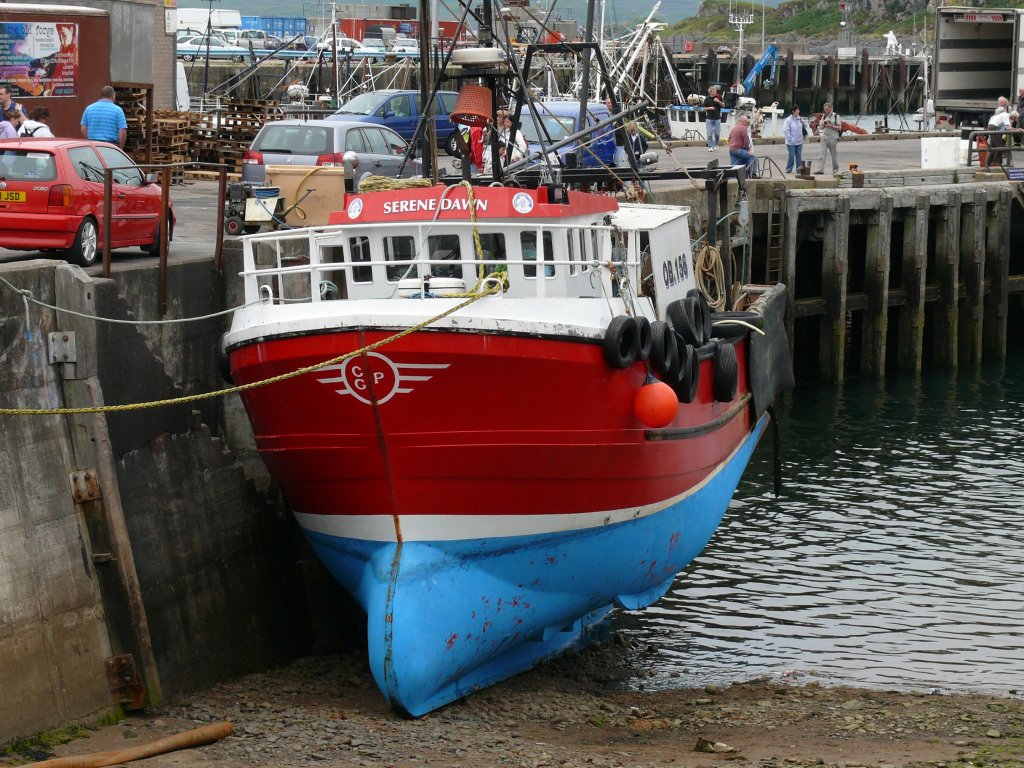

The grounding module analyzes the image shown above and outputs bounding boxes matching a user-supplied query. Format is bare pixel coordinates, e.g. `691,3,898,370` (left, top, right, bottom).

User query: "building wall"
7,0,177,109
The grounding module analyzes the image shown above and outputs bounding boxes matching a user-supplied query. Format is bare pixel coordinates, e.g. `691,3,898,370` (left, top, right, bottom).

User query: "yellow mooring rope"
0,289,496,416
0,182,507,417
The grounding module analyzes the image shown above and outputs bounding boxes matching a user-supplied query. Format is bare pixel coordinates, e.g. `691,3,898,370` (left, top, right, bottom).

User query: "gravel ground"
8,637,1023,768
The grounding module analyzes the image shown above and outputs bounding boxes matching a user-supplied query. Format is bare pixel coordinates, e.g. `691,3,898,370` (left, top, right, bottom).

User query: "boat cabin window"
384,235,416,281
521,231,554,278
478,232,507,271
427,234,463,279
320,246,348,299
566,229,577,275
638,231,653,299
348,236,372,283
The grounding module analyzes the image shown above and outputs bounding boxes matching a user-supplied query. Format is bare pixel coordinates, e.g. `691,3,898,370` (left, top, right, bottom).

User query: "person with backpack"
18,107,53,138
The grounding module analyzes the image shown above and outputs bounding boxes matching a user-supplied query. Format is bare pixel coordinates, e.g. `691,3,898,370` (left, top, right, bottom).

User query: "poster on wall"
0,22,79,98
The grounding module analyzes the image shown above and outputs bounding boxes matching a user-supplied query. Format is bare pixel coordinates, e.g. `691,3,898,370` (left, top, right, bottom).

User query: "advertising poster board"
0,22,79,98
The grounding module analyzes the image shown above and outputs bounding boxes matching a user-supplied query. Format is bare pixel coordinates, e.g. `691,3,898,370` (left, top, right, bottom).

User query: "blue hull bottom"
303,415,768,715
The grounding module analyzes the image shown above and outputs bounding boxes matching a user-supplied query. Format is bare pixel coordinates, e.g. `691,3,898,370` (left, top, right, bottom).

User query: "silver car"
241,119,422,188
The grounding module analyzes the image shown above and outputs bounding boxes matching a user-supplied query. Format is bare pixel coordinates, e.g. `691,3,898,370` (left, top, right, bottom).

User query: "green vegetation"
3,724,92,764
663,0,1024,45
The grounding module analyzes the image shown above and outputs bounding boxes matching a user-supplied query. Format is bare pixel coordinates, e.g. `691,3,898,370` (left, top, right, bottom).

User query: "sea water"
615,357,1024,695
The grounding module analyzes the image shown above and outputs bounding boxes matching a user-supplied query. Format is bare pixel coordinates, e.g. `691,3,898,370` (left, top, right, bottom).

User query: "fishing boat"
220,9,794,718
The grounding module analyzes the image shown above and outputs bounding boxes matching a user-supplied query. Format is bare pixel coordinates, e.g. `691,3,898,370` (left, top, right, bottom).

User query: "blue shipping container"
241,16,259,29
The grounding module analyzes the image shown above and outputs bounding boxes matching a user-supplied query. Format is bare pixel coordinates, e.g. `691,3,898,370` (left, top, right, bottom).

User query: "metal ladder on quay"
764,189,784,284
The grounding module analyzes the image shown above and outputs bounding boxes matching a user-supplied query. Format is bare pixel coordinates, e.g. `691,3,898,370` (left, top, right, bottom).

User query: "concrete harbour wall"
0,254,353,745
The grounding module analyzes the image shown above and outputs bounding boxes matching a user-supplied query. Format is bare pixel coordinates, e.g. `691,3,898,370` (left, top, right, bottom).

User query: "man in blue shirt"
80,85,127,147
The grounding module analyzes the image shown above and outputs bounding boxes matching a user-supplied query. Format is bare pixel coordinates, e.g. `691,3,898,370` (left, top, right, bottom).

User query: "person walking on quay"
783,105,806,174
814,102,841,175
728,115,757,176
627,121,648,160
703,86,725,151
80,85,127,147
0,84,28,119
984,105,1012,168
18,107,54,137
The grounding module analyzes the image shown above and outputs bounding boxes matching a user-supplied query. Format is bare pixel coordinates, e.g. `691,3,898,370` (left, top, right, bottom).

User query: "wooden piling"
933,190,961,367
958,187,987,363
983,187,1012,357
859,49,870,114
862,193,893,376
896,194,929,373
820,197,851,382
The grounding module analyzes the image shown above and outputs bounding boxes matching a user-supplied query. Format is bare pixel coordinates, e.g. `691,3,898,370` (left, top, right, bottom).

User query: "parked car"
0,139,174,267
518,100,617,168
177,34,249,62
359,38,388,54
315,35,363,52
391,36,420,53
241,119,422,190
222,28,285,49
329,89,462,155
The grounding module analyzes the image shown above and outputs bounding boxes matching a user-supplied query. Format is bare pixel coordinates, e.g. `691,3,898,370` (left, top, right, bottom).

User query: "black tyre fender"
712,341,739,402
603,315,639,369
648,320,677,377
635,316,652,361
686,289,713,344
673,341,700,403
68,217,99,267
667,297,700,346
224,215,245,237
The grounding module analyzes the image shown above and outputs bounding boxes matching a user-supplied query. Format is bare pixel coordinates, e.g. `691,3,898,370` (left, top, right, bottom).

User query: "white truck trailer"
932,6,1024,127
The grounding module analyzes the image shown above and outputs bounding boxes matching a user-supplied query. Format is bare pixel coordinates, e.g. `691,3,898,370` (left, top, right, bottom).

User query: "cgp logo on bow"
316,352,449,405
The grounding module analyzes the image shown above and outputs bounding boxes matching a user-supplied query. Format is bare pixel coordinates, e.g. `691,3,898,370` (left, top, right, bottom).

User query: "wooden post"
859,49,870,114
898,194,929,372
862,193,892,376
983,187,1012,358
819,197,850,382
825,55,836,106
958,187,987,364
784,49,795,107
933,189,961,367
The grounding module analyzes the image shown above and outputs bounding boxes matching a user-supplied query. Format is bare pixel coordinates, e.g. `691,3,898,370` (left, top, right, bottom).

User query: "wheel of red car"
68,218,99,268
141,220,172,256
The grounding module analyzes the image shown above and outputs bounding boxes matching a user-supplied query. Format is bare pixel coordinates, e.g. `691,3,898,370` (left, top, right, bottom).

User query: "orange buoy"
633,381,677,428
977,135,988,166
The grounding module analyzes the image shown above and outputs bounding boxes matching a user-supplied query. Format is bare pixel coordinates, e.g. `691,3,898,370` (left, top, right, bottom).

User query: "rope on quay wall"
0,274,252,326
0,287,499,417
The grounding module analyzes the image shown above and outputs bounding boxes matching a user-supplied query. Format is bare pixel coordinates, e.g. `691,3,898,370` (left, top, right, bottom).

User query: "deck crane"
738,43,779,96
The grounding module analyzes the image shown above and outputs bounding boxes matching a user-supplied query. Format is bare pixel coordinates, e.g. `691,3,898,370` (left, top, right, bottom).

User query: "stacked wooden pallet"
117,87,149,157
206,98,283,175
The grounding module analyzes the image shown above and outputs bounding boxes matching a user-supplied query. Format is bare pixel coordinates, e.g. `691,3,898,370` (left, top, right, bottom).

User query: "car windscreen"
518,114,575,143
0,149,57,181
334,92,383,115
253,125,330,155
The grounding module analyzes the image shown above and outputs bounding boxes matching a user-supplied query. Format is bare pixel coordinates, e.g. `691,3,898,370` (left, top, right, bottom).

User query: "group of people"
0,83,128,147
465,109,528,176
782,102,843,176
981,88,1024,170
700,83,846,178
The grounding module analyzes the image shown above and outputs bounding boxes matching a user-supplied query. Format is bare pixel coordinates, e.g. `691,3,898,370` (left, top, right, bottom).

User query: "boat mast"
419,0,437,180
576,0,596,166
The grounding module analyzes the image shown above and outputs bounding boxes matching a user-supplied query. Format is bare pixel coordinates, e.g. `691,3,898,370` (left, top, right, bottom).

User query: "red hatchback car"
0,139,173,267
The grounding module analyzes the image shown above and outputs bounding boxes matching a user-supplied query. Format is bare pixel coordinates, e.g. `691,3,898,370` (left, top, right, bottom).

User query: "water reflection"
615,360,1024,694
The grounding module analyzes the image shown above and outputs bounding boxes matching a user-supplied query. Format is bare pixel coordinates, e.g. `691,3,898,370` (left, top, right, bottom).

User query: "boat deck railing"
238,219,647,306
